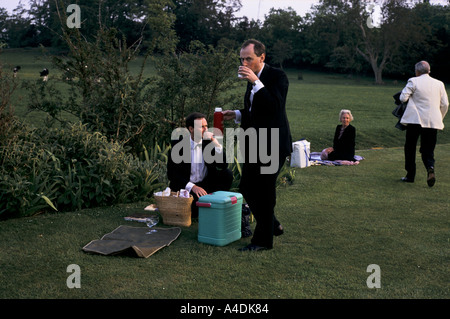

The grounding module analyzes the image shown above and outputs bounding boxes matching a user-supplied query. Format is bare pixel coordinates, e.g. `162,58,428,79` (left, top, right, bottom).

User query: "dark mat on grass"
83,225,181,258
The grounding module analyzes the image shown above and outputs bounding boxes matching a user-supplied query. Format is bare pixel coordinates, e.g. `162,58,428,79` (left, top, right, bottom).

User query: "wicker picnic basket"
154,192,193,227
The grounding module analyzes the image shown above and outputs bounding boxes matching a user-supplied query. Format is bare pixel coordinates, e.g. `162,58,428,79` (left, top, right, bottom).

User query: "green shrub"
148,41,241,143
0,43,19,146
225,141,296,192
0,122,167,219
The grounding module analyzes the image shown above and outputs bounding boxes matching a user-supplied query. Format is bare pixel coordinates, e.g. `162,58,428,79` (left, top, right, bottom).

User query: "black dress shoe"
238,244,269,252
401,177,414,183
427,168,435,187
274,225,284,236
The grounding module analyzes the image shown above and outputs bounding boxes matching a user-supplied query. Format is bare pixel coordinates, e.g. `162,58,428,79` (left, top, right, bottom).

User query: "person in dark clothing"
321,109,356,161
167,112,233,218
398,61,448,186
223,39,292,251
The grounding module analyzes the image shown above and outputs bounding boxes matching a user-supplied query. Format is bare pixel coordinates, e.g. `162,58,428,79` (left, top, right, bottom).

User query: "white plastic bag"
290,140,311,168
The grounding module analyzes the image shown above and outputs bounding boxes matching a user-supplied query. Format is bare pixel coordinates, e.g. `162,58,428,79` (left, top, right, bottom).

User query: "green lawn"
1,145,449,299
0,48,449,301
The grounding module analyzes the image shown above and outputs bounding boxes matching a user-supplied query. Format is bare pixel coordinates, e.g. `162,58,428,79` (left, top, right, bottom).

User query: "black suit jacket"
237,64,292,248
331,124,356,161
167,137,228,192
240,63,292,162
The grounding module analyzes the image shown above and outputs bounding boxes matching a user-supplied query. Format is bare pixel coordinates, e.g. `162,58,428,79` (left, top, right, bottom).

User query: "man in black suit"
223,39,292,251
167,112,233,218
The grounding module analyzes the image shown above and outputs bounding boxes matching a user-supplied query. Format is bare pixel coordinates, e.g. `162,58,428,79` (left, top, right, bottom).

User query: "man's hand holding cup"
238,66,258,84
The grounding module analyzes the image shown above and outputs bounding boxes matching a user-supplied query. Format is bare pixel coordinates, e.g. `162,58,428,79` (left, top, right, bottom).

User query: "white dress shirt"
185,136,223,193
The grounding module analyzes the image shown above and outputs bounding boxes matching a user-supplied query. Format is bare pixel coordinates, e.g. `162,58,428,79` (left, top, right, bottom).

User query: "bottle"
213,107,224,134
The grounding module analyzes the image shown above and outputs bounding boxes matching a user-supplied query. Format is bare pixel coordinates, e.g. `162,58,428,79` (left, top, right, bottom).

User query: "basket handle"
196,202,211,208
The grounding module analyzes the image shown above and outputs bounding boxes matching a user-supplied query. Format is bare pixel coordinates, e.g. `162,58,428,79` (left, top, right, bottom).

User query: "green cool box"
196,191,243,246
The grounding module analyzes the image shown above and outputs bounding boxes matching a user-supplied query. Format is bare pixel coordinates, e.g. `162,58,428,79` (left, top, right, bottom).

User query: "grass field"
2,48,449,150
0,49,449,302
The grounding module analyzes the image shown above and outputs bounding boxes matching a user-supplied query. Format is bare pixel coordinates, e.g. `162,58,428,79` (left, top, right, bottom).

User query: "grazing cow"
64,68,74,81
13,66,21,77
40,68,49,81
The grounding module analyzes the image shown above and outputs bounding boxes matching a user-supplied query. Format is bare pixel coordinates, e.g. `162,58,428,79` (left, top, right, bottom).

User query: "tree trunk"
371,61,384,85
357,21,388,85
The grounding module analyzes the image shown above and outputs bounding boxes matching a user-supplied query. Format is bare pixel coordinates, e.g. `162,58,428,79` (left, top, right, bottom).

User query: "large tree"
24,0,178,153
171,0,242,50
354,0,435,83
11,0,177,49
306,0,436,84
2,3,41,47
261,7,303,68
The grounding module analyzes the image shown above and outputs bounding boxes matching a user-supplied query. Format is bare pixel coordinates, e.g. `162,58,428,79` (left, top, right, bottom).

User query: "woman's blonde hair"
339,109,353,121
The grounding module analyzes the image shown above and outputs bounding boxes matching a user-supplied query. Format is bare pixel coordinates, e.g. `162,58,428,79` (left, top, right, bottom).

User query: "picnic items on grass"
83,225,181,258
154,188,193,227
196,191,243,246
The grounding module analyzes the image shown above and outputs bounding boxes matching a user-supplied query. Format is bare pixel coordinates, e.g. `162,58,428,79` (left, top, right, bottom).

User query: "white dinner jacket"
399,73,448,130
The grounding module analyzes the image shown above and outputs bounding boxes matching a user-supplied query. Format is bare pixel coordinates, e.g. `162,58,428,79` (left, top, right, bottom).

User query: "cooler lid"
197,191,242,206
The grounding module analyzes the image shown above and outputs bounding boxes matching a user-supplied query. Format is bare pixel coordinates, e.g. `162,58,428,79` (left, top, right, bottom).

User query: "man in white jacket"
400,61,448,187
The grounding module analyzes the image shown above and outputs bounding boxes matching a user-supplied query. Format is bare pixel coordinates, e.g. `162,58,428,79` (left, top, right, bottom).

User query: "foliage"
302,0,450,82
23,26,164,153
227,143,296,192
148,40,242,142
23,9,242,150
2,0,450,82
260,7,303,68
0,115,292,220
0,122,168,219
6,0,177,50
20,0,179,153
1,3,40,48
172,0,243,50
0,43,18,144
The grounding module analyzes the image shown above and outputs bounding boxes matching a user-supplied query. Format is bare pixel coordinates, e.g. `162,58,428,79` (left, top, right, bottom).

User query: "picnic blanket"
82,225,181,258
310,152,364,166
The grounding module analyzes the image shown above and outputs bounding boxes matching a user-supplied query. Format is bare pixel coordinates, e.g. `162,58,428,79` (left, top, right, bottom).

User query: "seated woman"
321,109,356,161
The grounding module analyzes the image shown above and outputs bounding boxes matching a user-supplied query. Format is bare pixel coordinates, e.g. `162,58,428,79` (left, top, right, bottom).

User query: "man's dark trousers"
239,154,284,249
404,124,437,181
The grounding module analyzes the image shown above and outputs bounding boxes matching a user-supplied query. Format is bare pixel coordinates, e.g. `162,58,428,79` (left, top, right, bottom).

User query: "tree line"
1,0,449,83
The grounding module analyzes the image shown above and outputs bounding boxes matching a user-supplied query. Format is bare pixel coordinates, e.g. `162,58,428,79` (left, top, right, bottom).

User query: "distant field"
3,48,449,151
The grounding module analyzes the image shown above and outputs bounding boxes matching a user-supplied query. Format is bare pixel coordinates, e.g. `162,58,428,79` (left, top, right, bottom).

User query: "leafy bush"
0,43,19,145
24,28,158,153
148,40,241,143
24,33,241,153
0,122,168,219
225,142,296,192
